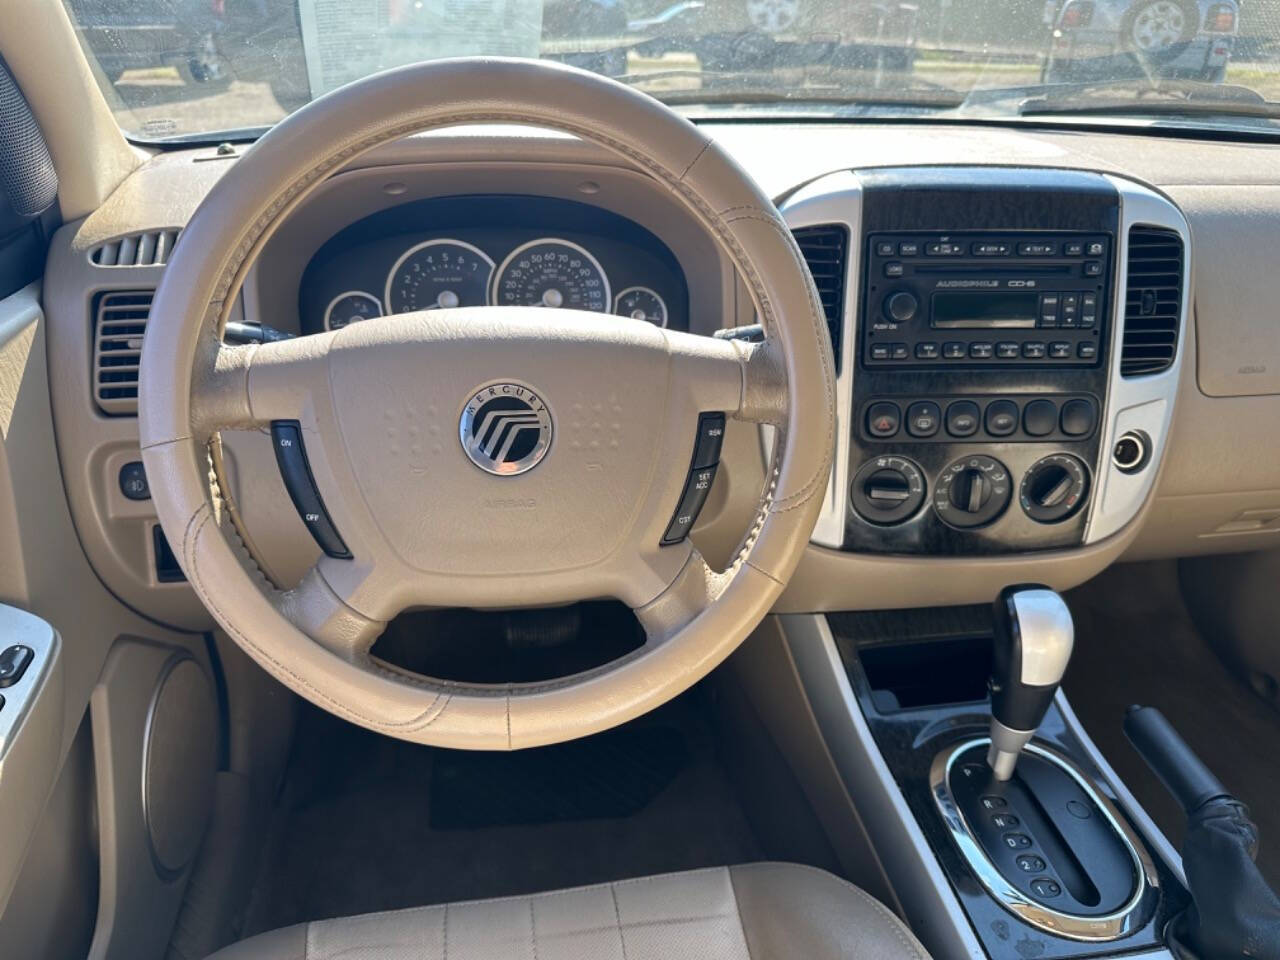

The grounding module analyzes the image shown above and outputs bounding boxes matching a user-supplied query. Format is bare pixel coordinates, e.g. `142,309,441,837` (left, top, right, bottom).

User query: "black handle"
1123,704,1230,815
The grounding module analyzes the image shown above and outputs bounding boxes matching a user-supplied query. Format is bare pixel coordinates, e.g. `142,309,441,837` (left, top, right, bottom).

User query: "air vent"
93,290,151,414
1121,226,1183,377
792,225,849,371
89,229,180,267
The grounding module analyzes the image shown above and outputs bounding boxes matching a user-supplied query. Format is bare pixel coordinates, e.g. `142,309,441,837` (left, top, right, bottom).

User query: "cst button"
867,402,901,438
906,401,941,438
119,461,150,501
662,466,717,544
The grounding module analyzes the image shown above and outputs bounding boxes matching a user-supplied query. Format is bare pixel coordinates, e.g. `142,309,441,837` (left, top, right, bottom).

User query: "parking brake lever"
1125,706,1280,960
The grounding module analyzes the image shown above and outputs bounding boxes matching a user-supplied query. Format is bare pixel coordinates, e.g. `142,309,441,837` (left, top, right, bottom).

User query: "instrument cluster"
300,195,688,335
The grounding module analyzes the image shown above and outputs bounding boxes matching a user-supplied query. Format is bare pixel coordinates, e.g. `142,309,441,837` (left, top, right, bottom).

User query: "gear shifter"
987,585,1075,780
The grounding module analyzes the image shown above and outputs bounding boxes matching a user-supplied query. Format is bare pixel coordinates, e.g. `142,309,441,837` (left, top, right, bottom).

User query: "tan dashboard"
40,123,1280,630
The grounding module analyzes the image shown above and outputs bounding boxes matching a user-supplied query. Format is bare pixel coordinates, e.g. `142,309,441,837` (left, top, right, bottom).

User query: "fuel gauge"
613,286,668,327
324,291,382,331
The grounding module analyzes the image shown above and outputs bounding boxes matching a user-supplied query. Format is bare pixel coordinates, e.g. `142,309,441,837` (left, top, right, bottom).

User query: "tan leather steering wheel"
139,58,834,749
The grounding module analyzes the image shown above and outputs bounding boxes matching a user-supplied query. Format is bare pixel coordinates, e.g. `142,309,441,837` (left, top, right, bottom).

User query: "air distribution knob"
884,292,918,323
934,455,1012,529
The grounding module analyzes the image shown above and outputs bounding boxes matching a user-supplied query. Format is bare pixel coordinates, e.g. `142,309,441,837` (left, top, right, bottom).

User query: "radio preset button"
906,402,941,438
996,342,1019,359
1022,342,1047,359
891,343,909,360
1018,242,1056,256
1023,399,1058,437
867,402,901,438
1064,241,1084,256
1078,342,1098,360
876,241,896,256
916,342,939,359
985,400,1019,437
1049,342,1072,359
945,401,980,438
884,262,904,278
943,342,966,359
899,241,920,256
884,291,918,323
969,342,994,359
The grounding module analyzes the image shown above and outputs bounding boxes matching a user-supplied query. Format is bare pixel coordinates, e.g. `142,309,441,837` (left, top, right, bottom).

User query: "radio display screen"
931,291,1039,329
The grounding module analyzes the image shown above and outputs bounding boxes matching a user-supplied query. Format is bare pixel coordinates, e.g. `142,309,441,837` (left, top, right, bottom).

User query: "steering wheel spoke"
273,561,388,662
193,337,331,433
667,331,787,426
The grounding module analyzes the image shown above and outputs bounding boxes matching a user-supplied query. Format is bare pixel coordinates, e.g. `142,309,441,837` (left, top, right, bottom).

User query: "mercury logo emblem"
459,381,553,475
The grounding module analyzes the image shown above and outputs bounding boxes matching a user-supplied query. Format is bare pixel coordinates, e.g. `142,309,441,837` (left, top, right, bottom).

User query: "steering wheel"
139,58,834,750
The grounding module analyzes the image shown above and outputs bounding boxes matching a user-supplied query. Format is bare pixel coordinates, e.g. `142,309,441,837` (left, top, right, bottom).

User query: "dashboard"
298,195,689,335
39,121,1280,629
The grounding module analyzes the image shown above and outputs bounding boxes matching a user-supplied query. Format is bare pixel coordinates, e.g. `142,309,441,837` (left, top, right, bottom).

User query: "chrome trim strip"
777,171,862,548
1087,176,1192,544
930,737,1159,942
1055,689,1187,888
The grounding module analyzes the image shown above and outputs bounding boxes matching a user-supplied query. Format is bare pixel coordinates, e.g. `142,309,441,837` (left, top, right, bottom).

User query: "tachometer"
384,239,495,314
614,286,668,327
324,291,382,331
491,239,610,312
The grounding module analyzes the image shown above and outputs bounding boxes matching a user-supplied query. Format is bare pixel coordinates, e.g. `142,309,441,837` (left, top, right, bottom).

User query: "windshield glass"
63,0,1280,141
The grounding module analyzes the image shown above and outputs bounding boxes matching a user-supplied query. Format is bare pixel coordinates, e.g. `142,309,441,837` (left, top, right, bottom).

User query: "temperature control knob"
851,456,926,526
1020,454,1089,523
934,455,1012,529
884,292,918,324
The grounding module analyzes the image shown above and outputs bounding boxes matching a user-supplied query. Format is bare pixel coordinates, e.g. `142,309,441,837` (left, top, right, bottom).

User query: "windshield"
63,0,1280,141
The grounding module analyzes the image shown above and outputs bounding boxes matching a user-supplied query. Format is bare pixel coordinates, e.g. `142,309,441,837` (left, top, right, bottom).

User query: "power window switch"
0,645,34,688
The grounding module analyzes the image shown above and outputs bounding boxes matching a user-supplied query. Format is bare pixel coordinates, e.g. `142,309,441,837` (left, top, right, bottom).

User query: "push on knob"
884,292,918,323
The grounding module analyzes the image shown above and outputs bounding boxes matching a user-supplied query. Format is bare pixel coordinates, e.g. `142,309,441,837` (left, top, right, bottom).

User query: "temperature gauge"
614,286,668,327
324,291,382,331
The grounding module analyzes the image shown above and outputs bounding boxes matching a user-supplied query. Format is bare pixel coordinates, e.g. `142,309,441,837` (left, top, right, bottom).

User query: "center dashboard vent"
89,229,180,267
791,224,849,372
1121,226,1184,377
93,290,152,414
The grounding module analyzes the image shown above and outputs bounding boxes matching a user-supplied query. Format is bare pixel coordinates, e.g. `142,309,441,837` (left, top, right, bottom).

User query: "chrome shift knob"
987,586,1075,781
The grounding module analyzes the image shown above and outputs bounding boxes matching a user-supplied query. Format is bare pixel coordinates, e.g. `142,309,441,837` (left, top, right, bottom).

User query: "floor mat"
240,694,761,936
1064,561,1280,888
430,726,687,828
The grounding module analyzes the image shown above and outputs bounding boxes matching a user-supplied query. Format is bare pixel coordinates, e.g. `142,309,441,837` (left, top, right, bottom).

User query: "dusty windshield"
63,0,1280,141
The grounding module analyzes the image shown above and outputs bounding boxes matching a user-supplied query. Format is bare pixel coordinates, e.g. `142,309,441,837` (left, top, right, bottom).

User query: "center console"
782,166,1187,561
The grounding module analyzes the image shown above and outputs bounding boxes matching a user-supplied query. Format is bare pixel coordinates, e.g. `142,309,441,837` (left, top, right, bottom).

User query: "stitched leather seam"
609,883,629,960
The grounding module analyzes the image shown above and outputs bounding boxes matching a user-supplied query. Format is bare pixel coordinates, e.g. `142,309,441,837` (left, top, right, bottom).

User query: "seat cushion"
206,863,929,960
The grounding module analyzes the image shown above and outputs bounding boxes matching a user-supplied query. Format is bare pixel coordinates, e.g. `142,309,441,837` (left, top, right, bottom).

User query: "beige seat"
206,863,929,960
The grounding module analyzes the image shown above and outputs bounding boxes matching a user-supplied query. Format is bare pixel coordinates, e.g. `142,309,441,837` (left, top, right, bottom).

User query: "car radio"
862,232,1111,368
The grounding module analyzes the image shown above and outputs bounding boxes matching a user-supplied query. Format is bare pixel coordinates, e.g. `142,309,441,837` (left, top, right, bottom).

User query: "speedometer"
384,239,495,314
491,239,611,312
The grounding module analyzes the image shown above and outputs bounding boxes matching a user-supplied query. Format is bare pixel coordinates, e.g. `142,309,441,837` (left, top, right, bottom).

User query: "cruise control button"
945,401,980,438
1060,398,1097,437
0,645,34,689
906,401,941,438
1031,878,1062,899
867,402,901,438
996,342,1019,359
985,400,1019,437
270,421,352,559
1016,855,1046,873
943,342,966,359
691,413,726,469
662,466,717,544
1023,399,1058,437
